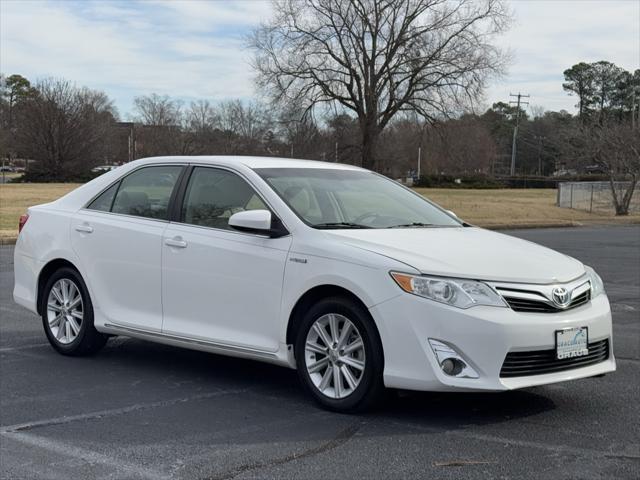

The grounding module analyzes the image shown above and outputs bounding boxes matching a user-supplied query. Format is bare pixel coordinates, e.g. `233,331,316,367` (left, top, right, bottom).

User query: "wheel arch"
36,258,81,315
285,284,383,353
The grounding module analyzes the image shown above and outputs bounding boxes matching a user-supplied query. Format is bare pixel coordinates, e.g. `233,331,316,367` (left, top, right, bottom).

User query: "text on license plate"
556,327,589,360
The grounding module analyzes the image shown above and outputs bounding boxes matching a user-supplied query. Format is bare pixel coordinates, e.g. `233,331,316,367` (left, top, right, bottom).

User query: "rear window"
87,166,183,220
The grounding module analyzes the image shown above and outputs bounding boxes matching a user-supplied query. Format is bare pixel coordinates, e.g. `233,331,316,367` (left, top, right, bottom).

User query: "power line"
509,92,530,176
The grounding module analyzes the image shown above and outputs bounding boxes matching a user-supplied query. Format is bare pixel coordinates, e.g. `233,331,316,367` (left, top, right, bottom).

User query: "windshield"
255,168,462,229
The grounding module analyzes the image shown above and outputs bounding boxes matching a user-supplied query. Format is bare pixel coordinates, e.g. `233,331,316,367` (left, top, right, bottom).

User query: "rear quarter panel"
13,206,80,313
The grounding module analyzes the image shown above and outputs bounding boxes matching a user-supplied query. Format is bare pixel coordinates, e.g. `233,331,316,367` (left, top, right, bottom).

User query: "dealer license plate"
556,327,589,360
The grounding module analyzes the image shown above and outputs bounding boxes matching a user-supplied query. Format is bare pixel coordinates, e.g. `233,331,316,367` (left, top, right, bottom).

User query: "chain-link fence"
557,182,640,213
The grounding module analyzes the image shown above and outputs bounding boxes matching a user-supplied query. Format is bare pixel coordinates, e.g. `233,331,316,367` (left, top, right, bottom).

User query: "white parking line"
446,430,640,460
0,388,248,434
0,342,50,353
3,431,171,480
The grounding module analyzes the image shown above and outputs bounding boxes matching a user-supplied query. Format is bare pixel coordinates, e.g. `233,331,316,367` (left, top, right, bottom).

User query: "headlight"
584,265,605,298
390,272,507,309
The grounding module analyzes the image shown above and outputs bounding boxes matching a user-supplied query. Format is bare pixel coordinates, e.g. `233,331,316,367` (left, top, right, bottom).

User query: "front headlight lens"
584,266,605,298
390,272,507,309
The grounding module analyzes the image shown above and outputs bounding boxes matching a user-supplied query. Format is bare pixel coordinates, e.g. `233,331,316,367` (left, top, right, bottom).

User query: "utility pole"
535,135,545,176
417,146,422,178
632,90,637,130
335,141,338,162
509,93,529,176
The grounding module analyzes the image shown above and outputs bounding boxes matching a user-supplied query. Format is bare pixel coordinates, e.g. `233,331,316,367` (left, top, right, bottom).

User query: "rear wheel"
41,267,107,356
294,296,384,412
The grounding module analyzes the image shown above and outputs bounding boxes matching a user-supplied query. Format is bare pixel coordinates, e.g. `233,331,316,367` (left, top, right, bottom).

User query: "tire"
294,296,385,412
40,267,107,356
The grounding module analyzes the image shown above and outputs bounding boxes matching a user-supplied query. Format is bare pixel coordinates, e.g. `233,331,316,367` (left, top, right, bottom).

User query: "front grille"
503,290,591,313
500,339,609,378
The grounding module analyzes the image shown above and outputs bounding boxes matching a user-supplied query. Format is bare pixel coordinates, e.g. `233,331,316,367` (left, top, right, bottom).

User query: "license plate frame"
555,326,589,360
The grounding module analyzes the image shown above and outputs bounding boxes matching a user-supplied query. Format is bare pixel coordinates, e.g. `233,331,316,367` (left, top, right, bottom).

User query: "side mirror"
228,210,288,238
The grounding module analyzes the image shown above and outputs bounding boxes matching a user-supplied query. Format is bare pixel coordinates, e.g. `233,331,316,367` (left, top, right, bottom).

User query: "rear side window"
182,167,267,230
87,183,118,212
110,166,182,220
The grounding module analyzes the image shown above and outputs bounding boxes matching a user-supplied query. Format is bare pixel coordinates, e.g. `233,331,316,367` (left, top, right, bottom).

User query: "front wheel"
294,297,385,412
41,267,107,356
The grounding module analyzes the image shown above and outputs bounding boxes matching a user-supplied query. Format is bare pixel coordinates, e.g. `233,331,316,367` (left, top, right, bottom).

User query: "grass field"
417,188,640,229
0,183,80,241
1,183,639,242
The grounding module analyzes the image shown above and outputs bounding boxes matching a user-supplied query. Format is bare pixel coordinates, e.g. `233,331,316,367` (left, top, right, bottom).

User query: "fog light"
440,357,465,376
428,339,479,379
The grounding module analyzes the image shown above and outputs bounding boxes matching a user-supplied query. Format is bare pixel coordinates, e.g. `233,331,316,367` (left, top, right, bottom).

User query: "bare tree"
132,93,183,126
15,78,117,179
277,106,323,158
132,94,194,157
187,99,218,133
217,100,272,154
250,0,510,170
589,123,639,215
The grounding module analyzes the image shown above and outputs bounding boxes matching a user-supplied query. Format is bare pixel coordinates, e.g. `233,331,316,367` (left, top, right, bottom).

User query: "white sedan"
13,156,615,411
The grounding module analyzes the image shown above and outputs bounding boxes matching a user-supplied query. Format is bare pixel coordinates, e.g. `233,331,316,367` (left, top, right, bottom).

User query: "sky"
1,0,639,118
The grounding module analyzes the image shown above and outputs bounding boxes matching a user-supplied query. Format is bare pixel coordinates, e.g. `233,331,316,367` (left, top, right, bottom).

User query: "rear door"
71,164,184,332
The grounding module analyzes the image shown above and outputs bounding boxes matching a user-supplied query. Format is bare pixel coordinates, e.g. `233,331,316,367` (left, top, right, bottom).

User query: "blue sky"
1,0,639,118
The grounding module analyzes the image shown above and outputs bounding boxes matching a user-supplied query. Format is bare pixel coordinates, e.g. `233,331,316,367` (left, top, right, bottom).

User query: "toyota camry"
13,156,615,411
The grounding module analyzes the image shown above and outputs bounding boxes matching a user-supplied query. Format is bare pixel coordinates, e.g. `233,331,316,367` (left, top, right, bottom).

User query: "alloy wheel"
304,313,366,399
46,278,83,345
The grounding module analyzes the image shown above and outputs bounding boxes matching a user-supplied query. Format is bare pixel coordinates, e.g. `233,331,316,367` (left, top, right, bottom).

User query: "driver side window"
182,167,267,230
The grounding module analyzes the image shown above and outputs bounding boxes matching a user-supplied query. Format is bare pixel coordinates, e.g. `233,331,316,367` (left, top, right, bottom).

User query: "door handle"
75,224,93,234
165,237,187,248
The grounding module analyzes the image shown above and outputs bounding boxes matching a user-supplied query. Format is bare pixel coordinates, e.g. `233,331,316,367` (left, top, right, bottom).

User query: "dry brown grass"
419,188,640,228
0,183,79,241
1,184,638,243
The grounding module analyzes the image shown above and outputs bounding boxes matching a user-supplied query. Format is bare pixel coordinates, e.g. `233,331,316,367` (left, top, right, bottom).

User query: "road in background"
1,226,638,479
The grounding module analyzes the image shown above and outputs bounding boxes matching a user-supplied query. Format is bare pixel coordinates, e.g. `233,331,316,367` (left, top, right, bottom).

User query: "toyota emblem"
552,286,571,307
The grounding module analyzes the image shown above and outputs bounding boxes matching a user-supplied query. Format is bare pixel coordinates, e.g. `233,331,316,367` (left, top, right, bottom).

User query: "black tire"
40,267,107,356
294,296,385,412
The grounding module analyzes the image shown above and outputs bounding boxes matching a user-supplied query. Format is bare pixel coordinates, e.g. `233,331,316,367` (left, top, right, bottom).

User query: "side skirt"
101,323,294,368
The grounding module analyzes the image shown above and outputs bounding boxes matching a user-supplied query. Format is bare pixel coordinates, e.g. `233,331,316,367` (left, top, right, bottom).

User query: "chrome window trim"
77,208,172,225
82,162,186,210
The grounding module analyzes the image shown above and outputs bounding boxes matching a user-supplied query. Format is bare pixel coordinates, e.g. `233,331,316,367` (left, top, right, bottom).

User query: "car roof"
132,156,364,171
45,156,366,212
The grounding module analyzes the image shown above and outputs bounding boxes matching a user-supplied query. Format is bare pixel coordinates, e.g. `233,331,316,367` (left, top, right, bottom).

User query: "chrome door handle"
165,237,187,248
75,224,93,233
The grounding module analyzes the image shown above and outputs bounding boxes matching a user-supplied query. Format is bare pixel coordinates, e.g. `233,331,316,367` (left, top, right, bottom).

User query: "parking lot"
1,225,638,479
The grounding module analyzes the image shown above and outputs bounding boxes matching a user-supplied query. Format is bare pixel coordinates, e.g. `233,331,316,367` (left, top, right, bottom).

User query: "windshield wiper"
387,222,434,228
311,222,372,229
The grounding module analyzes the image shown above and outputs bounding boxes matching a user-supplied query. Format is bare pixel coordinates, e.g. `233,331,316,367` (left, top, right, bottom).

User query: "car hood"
325,227,584,284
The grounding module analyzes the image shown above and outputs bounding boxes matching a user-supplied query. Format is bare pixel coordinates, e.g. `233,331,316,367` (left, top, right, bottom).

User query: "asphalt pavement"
1,225,639,479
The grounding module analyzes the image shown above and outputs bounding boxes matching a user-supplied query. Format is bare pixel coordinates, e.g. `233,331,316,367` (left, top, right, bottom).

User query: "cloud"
1,0,638,116
0,0,271,116
488,0,640,113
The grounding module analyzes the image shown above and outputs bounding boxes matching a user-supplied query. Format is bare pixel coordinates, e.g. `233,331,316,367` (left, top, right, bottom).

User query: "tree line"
2,65,636,174
0,0,638,213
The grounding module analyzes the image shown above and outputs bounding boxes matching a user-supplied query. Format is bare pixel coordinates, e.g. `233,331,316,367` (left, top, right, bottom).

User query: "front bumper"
369,292,615,392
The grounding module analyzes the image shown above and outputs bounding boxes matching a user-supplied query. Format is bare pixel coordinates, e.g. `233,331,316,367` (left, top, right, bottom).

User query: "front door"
161,166,292,352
